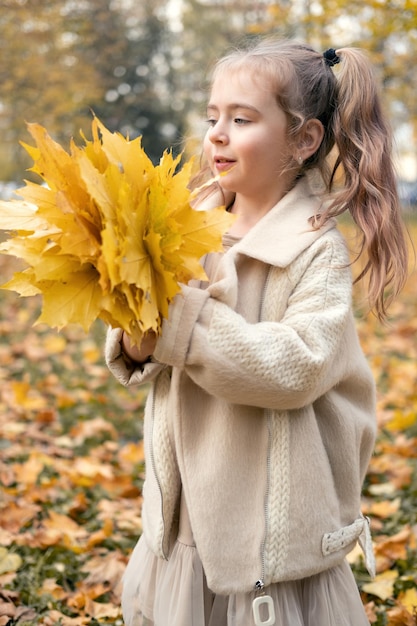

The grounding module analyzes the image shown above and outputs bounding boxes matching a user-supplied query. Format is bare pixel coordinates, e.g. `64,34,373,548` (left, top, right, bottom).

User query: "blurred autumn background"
0,0,416,625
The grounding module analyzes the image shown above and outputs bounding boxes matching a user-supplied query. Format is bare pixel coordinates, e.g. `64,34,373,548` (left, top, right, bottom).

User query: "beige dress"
121,233,370,626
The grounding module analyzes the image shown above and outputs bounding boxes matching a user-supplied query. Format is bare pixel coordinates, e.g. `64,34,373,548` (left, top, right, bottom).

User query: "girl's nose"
208,122,229,145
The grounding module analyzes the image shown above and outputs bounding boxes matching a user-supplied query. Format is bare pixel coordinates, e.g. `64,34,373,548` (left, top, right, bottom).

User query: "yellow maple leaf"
0,117,234,343
0,547,22,575
397,588,417,615
362,569,398,601
0,199,46,231
385,409,417,432
37,269,104,332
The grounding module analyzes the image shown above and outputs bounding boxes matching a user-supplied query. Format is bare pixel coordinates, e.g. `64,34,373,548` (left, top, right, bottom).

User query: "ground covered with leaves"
0,222,416,625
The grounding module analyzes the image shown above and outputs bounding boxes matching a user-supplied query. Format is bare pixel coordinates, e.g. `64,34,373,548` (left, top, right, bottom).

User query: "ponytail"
323,47,409,320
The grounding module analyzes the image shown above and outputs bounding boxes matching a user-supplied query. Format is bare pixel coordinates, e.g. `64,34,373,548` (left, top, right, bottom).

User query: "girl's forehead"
207,69,287,120
211,64,277,96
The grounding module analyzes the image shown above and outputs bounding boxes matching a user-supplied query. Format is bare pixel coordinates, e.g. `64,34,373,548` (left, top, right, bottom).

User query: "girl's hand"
121,331,157,364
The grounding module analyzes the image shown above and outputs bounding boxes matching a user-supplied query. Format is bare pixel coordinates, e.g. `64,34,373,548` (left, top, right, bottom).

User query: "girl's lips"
214,158,235,173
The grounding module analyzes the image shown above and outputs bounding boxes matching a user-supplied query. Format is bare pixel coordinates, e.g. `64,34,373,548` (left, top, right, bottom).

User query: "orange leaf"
365,497,401,519
84,598,121,620
38,578,67,600
386,603,416,626
0,501,40,533
119,441,145,466
81,551,126,591
375,526,413,561
363,601,378,623
86,518,113,549
40,610,91,625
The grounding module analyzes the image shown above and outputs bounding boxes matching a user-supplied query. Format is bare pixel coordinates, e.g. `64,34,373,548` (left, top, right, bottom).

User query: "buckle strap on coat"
322,515,375,578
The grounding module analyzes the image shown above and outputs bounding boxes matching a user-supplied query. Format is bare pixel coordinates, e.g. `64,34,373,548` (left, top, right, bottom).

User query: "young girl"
105,38,409,626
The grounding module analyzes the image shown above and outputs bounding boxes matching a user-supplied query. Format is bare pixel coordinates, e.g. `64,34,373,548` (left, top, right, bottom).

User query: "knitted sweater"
105,178,377,594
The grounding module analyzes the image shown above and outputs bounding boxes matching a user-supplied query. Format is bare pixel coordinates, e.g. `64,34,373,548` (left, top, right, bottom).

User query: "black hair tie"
323,48,340,67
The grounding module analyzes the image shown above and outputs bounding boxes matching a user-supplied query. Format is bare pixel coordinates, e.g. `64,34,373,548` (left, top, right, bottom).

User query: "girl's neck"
227,193,282,237
225,171,301,237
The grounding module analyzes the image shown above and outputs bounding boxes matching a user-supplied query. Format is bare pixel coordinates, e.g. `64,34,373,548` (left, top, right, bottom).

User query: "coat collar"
198,177,336,268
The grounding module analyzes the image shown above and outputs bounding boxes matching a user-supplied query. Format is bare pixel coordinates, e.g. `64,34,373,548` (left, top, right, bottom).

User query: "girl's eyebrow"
206,102,261,114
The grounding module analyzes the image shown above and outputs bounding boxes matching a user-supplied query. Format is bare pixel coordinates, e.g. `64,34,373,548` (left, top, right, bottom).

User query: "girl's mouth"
214,158,235,172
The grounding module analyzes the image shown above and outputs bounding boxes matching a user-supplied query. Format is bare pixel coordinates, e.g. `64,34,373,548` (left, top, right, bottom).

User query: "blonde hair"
204,38,409,320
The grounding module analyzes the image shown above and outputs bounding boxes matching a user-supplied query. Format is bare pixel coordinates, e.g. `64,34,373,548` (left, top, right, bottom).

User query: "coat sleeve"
105,326,165,387
153,235,360,410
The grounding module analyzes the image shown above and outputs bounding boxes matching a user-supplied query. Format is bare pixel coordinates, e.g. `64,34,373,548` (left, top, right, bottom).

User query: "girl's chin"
217,175,238,192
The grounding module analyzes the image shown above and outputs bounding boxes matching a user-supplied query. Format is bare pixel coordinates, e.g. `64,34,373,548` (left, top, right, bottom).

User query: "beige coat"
105,178,377,595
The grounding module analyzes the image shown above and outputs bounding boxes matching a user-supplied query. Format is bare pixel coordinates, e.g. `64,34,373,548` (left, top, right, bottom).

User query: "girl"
105,38,409,626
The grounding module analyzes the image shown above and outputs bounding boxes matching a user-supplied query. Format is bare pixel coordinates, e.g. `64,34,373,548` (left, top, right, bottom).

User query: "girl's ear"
295,119,324,162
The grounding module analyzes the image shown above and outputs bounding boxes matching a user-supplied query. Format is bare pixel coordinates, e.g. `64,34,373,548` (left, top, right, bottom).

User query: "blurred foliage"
0,0,186,180
1,0,417,185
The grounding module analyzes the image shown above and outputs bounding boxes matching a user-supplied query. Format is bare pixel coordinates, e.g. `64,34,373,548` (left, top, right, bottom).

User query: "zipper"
254,266,273,591
148,374,168,559
255,408,273,591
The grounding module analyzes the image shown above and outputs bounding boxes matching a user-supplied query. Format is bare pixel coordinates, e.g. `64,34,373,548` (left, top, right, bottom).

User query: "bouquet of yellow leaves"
0,118,233,345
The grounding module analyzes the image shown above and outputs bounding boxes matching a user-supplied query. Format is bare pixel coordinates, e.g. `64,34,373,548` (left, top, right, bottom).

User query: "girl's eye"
206,118,217,127
234,117,249,125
